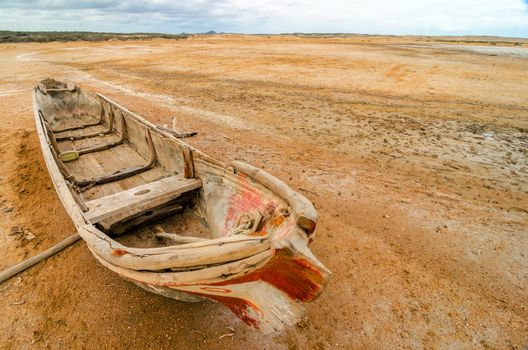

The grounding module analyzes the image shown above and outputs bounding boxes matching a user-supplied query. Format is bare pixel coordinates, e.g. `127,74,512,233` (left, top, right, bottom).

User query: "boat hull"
33,79,330,333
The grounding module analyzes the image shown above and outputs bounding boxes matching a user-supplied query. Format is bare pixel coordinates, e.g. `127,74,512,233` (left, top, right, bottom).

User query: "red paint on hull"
186,291,262,329
212,249,325,302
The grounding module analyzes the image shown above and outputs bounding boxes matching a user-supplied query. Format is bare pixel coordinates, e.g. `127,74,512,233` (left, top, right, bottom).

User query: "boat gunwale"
90,247,274,286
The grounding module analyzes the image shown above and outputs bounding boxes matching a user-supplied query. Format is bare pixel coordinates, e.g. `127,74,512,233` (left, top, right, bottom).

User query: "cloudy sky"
1,0,527,37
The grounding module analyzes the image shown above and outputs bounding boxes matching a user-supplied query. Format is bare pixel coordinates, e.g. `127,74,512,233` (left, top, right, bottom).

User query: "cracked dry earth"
0,35,527,349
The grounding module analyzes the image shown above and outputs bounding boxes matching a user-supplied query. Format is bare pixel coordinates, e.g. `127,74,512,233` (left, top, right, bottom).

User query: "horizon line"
0,30,527,40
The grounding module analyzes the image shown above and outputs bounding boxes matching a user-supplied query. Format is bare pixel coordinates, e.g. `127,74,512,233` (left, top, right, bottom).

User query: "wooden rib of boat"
33,78,330,333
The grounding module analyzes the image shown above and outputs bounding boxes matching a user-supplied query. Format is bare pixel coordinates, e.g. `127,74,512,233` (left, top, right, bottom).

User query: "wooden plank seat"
53,118,102,133
83,175,202,227
55,109,114,141
41,110,127,162
40,107,104,134
38,82,76,95
66,135,126,157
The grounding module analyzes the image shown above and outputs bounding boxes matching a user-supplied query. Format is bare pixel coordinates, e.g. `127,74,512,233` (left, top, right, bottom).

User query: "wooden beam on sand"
0,233,81,284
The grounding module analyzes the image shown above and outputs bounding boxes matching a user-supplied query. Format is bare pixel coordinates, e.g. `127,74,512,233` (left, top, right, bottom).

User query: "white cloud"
0,0,527,37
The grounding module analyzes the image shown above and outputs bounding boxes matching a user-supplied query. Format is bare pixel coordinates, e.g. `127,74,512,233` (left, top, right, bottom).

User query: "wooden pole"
0,233,80,284
155,232,207,244
155,124,197,138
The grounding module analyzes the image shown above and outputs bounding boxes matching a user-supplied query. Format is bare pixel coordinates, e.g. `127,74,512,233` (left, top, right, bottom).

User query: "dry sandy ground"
0,35,527,349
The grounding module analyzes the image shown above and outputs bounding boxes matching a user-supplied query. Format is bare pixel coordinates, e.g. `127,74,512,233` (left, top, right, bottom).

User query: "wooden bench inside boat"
83,175,202,229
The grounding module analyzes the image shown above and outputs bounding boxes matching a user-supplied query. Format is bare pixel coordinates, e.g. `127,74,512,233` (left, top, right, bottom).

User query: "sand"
0,35,527,349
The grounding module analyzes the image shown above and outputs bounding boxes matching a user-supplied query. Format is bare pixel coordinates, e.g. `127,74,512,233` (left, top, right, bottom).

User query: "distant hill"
0,31,189,43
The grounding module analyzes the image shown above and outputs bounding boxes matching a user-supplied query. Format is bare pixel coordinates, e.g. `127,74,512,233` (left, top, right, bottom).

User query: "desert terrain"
0,35,527,349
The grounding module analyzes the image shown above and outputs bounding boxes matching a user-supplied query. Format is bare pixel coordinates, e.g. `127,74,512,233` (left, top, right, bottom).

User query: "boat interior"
35,79,214,248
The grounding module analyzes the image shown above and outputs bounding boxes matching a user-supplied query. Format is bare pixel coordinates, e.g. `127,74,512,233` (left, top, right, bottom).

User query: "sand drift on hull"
33,78,330,333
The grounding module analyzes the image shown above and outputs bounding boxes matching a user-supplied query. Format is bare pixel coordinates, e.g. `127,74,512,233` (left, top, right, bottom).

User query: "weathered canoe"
33,78,330,333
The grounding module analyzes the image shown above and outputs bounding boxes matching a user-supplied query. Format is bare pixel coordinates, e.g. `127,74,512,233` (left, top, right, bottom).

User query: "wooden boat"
32,78,330,333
